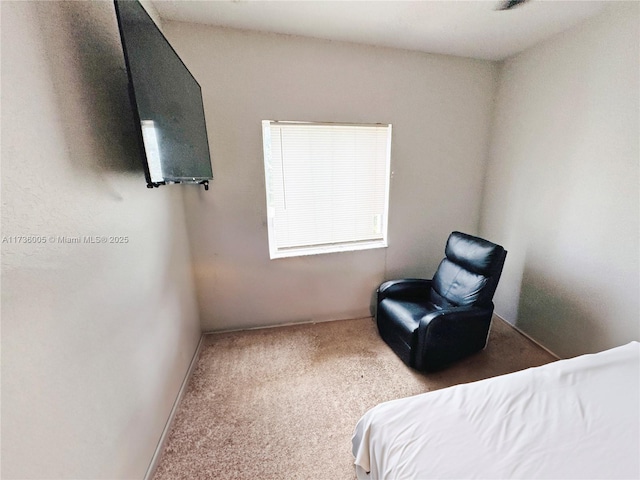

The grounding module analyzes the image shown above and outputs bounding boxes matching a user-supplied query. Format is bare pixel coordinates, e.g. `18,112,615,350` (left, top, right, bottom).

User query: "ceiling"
151,0,608,61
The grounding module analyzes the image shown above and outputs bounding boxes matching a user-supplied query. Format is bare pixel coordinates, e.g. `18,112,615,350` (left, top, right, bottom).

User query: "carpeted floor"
152,316,556,479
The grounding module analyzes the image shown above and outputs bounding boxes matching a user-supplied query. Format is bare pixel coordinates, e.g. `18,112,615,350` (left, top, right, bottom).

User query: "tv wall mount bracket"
147,180,209,191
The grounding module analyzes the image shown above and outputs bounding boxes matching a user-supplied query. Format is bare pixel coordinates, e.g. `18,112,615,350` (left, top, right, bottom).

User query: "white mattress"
352,342,639,480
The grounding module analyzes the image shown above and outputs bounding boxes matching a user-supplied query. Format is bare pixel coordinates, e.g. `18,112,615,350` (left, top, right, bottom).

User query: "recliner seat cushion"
377,298,443,366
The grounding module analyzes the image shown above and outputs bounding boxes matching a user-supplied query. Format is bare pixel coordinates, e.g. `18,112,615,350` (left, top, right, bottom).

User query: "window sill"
270,240,388,259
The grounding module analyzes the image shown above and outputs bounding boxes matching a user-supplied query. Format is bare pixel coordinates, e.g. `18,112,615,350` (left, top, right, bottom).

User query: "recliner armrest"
418,304,493,328
414,303,494,371
377,278,432,303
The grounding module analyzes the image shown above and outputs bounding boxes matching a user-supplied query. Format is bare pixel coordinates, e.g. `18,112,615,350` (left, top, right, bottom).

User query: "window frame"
262,120,392,259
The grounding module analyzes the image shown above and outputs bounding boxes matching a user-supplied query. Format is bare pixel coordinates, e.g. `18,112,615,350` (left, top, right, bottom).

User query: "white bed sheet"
352,341,639,480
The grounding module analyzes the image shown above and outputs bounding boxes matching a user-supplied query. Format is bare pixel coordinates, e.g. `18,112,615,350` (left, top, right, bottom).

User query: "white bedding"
352,341,639,479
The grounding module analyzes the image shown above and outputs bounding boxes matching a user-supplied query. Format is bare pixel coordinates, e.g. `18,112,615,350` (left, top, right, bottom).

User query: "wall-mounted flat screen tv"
114,0,213,189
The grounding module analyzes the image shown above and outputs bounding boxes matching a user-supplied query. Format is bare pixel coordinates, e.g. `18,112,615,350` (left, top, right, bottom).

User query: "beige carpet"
152,316,556,479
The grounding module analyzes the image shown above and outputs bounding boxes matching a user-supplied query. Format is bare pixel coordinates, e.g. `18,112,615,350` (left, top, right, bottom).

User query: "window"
262,121,391,259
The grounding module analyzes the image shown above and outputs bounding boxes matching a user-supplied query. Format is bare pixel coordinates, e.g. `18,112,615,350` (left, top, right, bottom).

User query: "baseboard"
144,334,205,480
493,313,561,360
202,315,374,335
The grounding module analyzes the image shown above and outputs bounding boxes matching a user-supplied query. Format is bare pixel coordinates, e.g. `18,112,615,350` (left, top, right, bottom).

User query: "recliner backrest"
430,232,507,309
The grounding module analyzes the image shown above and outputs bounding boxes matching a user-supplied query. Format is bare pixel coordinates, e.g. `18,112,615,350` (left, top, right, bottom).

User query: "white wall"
163,22,499,331
1,2,201,478
480,2,639,358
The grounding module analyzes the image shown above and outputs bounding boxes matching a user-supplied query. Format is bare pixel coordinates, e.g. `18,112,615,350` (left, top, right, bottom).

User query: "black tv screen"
114,0,213,188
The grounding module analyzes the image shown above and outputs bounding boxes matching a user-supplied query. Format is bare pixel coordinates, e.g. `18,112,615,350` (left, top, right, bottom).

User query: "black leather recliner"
376,231,507,371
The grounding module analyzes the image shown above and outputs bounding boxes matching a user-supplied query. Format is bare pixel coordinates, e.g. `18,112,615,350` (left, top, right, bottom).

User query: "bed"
352,341,639,479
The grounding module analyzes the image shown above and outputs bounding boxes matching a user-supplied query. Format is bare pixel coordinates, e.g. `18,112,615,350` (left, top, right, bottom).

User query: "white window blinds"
262,121,391,259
